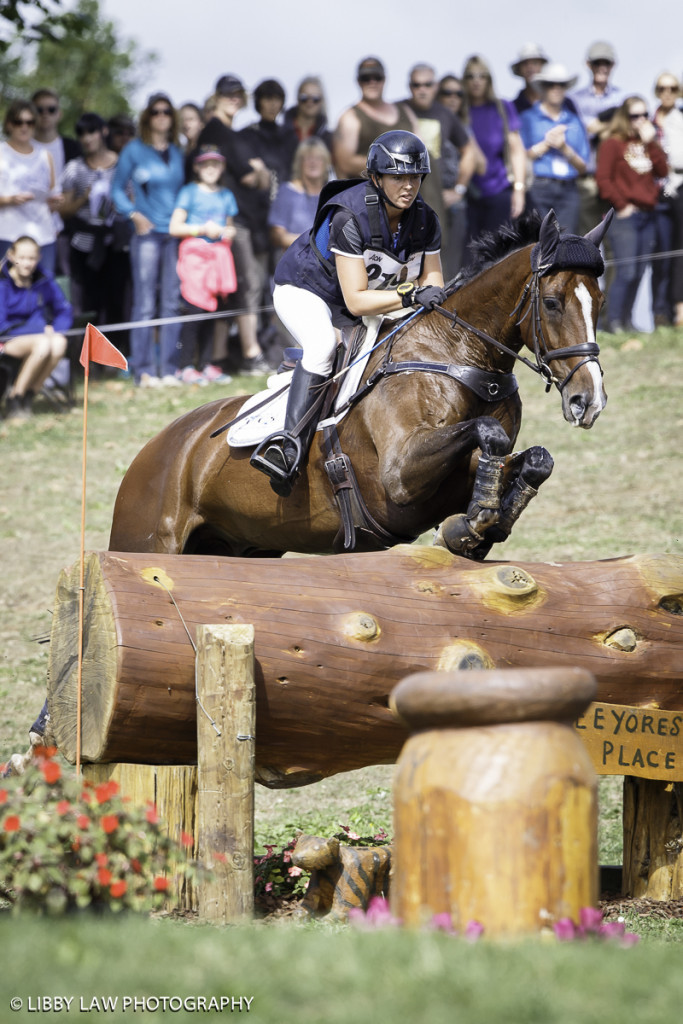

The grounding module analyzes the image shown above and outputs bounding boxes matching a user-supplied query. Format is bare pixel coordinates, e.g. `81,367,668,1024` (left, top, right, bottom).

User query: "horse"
108,209,611,560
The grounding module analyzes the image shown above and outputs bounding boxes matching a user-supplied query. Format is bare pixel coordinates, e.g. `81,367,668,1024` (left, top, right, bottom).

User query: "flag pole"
75,333,91,776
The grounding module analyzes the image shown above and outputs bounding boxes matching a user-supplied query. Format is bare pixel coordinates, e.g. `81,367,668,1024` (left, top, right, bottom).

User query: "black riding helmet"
366,130,431,177
366,131,430,209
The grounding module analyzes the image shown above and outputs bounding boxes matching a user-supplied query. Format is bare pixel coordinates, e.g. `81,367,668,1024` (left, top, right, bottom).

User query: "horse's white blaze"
573,281,605,422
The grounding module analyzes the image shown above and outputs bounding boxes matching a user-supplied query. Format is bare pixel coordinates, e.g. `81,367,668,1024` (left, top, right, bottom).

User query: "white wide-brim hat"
532,62,578,89
511,43,550,77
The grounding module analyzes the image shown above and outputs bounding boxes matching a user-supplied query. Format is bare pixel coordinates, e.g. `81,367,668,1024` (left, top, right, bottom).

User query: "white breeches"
273,283,338,375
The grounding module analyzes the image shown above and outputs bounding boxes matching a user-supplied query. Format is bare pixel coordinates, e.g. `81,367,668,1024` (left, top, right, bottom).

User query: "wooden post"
623,777,683,899
196,624,255,923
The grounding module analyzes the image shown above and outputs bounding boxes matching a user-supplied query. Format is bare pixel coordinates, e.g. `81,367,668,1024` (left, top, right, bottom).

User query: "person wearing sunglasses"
568,42,626,238
334,57,416,179
31,89,79,275
652,74,683,327
283,76,333,155
596,96,668,333
111,92,185,387
0,100,62,273
401,64,481,278
460,55,527,241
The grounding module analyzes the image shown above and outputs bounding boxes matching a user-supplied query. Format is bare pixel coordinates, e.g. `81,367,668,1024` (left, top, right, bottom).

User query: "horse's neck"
447,249,531,366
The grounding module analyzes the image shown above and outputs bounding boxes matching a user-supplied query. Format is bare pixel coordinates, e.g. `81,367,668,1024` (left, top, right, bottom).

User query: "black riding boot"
250,362,327,497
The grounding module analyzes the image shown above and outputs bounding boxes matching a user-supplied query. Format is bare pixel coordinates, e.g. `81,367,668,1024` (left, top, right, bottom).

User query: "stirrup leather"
250,432,302,484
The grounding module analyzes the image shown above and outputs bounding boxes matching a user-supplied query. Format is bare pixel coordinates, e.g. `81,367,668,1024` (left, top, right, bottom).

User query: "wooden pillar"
623,777,683,898
391,667,599,936
196,624,255,923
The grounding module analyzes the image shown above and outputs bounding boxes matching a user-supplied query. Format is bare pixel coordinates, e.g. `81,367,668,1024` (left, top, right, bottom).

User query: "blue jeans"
651,201,673,319
528,178,580,234
129,232,181,380
606,209,656,328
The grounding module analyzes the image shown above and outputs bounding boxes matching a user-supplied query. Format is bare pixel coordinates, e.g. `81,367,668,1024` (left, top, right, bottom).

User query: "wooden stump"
623,777,683,899
390,668,598,935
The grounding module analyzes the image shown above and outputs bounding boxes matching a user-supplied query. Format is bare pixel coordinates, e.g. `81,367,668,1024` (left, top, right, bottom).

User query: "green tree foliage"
1,0,157,131
0,0,89,52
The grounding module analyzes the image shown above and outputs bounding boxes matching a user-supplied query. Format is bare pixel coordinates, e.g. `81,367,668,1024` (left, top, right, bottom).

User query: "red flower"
95,853,108,867
153,876,169,891
77,814,90,829
95,781,119,804
146,805,159,825
3,815,20,832
40,760,61,784
100,815,119,834
97,867,112,886
109,880,127,899
0,788,7,804
180,831,194,848
56,800,71,815
34,745,58,759
131,858,142,874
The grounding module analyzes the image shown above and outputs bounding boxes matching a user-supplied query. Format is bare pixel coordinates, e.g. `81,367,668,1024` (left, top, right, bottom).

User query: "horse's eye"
543,297,562,313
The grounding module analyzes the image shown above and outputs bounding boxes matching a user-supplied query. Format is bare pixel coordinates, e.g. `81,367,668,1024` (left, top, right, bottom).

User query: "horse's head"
518,209,613,429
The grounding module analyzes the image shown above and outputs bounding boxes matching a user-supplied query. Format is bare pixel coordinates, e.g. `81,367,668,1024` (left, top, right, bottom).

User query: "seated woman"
268,138,332,254
0,235,72,419
250,130,445,497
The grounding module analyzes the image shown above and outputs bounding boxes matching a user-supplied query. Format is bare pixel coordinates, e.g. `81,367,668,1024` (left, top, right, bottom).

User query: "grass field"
1,325,682,1018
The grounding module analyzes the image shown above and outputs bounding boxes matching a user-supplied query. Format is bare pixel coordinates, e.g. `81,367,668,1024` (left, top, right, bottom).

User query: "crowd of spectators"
1,40,682,413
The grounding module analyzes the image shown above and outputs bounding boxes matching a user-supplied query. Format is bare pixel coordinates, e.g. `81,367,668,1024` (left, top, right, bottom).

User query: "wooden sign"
574,702,683,780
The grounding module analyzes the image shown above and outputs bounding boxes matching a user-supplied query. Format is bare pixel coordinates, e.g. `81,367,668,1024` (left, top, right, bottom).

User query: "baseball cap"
510,43,549,77
215,74,245,96
587,42,616,64
194,148,225,164
357,57,385,79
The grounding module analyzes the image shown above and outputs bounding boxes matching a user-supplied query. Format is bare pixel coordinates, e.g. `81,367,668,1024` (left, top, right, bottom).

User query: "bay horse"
109,210,611,560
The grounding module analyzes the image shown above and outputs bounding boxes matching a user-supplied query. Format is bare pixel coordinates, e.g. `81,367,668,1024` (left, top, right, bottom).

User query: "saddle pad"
227,315,397,449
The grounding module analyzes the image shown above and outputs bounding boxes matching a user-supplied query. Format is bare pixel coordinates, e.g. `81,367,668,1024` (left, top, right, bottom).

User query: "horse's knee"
475,417,512,457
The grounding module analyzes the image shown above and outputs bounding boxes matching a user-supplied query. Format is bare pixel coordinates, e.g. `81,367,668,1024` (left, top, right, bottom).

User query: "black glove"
414,285,447,310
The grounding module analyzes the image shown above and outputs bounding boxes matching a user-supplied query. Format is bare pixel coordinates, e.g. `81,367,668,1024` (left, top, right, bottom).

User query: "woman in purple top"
461,55,527,243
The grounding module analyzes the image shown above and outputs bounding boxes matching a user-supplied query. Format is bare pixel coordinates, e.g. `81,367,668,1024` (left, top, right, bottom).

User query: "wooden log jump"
48,546,682,786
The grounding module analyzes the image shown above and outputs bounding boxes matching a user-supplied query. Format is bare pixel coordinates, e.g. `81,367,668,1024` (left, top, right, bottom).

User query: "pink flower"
56,800,71,815
579,906,604,933
180,831,194,848
265,882,273,893
430,912,456,934
464,920,485,941
76,814,90,830
146,805,159,825
349,896,401,929
339,824,361,841
287,865,303,877
554,917,578,941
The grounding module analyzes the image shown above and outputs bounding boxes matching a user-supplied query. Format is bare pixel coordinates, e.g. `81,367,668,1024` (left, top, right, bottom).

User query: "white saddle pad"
227,314,409,449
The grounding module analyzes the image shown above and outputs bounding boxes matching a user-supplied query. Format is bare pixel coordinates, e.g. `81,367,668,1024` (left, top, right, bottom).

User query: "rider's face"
378,173,422,209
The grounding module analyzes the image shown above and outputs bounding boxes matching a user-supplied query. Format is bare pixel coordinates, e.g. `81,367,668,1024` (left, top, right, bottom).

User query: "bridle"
431,262,602,395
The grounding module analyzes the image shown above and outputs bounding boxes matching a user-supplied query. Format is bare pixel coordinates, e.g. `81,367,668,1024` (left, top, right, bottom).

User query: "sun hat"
511,43,549,77
586,41,617,64
532,63,578,90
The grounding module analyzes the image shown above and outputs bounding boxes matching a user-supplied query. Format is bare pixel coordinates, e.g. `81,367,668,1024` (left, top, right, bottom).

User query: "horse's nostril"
569,396,586,418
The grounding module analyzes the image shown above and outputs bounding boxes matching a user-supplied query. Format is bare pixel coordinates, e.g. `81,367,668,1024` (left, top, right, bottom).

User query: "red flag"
79,323,128,371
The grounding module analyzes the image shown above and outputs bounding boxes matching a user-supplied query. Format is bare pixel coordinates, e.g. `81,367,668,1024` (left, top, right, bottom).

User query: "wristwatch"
397,281,416,307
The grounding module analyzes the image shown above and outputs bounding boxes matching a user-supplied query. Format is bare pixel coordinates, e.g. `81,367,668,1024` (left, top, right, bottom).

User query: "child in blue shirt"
170,148,238,382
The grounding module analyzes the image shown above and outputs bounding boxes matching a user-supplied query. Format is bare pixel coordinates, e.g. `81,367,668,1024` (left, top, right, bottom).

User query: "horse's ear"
533,209,561,270
584,207,615,248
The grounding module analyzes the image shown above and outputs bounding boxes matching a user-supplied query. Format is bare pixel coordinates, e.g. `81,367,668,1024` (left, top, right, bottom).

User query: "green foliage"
0,747,204,915
1,0,158,128
0,0,90,53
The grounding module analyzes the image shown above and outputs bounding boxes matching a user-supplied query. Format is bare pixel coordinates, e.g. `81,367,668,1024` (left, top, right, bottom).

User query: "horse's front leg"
438,445,554,560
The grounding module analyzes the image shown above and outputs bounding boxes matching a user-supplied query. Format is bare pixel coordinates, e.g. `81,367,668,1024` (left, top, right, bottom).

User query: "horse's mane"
453,210,542,289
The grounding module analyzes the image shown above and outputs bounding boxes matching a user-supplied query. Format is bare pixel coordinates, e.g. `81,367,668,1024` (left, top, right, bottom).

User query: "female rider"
251,129,446,496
